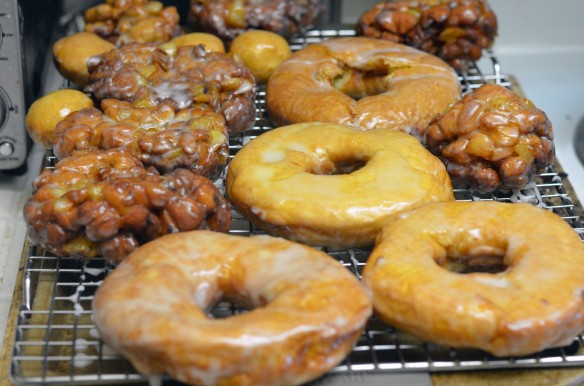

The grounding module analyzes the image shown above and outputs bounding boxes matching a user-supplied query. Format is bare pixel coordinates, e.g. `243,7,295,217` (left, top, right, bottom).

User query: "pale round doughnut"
25,89,94,147
229,30,292,83
52,32,115,86
93,231,372,386
226,122,454,248
170,32,226,53
266,37,461,138
363,201,584,357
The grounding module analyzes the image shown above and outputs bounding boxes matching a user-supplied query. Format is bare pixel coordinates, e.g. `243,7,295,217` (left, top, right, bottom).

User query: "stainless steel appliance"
0,0,60,172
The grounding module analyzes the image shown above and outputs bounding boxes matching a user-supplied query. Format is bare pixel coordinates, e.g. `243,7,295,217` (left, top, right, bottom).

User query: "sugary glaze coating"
85,43,257,134
363,201,584,357
53,99,229,179
188,0,324,43
52,32,115,86
25,89,94,147
266,37,461,139
226,123,454,248
357,0,498,70
23,150,230,264
424,84,555,193
93,231,372,386
84,0,182,45
229,30,292,84
170,32,226,53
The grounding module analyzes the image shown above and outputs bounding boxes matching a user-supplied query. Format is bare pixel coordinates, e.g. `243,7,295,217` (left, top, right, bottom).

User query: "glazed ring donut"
188,0,324,43
266,37,461,138
226,122,454,248
85,43,257,134
53,99,230,180
363,201,584,357
23,150,231,264
93,231,372,386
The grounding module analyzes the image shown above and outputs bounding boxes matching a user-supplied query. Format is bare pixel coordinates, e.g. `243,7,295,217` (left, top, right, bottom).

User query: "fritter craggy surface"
424,84,554,193
85,43,256,134
53,99,229,179
24,150,231,264
357,0,497,70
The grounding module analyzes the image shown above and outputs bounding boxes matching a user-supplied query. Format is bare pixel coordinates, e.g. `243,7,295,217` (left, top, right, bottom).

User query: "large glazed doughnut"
266,37,461,138
93,231,372,386
85,43,257,134
363,201,584,357
23,150,230,264
226,122,454,248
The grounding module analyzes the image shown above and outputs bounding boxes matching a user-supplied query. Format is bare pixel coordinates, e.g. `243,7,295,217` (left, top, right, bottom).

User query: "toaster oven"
0,0,61,171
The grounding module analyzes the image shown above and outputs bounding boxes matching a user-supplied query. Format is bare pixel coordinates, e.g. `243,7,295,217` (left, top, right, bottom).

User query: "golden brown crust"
85,43,257,134
23,150,231,264
226,122,454,248
170,32,226,53
423,84,555,193
93,231,372,386
266,37,461,138
84,0,183,45
356,0,498,70
52,32,115,86
229,30,292,84
25,89,94,147
53,99,229,179
188,0,324,43
363,201,584,357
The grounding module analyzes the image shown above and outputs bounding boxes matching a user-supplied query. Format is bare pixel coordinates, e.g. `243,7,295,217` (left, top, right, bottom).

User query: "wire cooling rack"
10,27,584,385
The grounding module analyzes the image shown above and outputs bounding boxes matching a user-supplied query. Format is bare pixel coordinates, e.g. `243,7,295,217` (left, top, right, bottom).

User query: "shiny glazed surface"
188,0,324,42
53,99,230,179
93,231,372,386
266,37,461,138
52,32,116,86
85,43,257,134
25,89,94,147
23,150,230,263
424,83,555,193
363,201,584,357
226,122,454,248
356,0,497,70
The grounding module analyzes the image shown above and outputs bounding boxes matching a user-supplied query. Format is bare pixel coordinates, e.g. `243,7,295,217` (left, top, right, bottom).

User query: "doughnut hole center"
209,299,251,319
332,64,391,99
435,242,510,274
308,154,368,175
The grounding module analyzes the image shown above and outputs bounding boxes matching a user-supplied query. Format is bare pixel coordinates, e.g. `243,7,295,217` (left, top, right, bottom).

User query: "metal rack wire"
9,27,584,385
